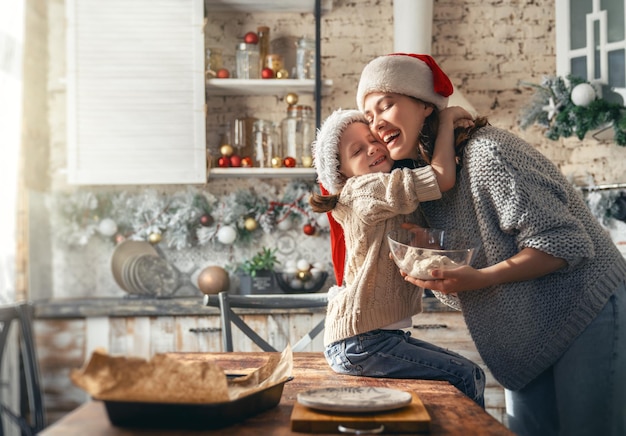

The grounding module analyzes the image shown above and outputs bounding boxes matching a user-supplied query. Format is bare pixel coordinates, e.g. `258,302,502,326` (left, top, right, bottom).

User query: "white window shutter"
66,0,206,185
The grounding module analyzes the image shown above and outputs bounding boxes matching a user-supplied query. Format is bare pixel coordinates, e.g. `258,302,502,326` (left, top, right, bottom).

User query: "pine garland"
519,75,626,145
47,181,327,250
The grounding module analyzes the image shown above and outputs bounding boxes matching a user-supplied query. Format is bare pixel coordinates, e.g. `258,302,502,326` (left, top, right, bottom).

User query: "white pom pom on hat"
312,109,368,194
356,53,453,112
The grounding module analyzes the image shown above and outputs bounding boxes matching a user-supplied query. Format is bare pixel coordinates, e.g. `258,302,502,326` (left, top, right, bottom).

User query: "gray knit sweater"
418,125,626,390
324,166,440,346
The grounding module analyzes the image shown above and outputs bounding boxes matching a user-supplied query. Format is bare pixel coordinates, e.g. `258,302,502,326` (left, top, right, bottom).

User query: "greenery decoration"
47,181,327,250
519,75,626,146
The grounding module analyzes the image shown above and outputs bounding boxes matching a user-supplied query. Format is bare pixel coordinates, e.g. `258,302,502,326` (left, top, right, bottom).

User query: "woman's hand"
401,265,490,294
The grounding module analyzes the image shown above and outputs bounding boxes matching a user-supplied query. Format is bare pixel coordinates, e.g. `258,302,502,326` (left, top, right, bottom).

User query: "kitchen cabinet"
205,0,333,179
66,0,206,185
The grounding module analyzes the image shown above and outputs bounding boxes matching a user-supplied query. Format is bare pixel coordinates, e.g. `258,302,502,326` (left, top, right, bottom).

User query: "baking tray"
99,377,291,430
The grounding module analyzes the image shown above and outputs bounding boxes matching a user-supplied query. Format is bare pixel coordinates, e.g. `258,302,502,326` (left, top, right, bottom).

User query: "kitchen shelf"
204,0,332,14
208,167,316,179
206,78,333,96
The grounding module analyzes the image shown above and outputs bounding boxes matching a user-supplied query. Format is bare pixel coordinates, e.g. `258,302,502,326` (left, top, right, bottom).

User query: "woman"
354,53,626,436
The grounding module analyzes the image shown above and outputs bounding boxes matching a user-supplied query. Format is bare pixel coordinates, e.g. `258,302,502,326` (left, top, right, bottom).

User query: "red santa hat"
356,53,453,112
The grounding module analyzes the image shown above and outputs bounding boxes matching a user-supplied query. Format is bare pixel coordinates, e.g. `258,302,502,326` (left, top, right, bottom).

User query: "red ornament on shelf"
216,68,230,78
230,154,242,167
303,224,315,235
241,156,253,167
218,156,231,167
283,156,296,168
244,31,259,44
261,67,275,79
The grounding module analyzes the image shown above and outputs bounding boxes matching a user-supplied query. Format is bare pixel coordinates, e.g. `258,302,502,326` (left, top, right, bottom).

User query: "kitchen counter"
33,294,454,319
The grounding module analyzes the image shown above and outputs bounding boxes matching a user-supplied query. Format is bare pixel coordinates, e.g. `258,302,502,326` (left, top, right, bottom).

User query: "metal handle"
338,424,385,434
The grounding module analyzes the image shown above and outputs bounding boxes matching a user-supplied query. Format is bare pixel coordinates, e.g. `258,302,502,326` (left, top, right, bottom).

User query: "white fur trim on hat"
312,109,368,194
356,53,453,112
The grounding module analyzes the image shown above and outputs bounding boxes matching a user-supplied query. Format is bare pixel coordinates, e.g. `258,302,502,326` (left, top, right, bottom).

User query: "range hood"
393,0,477,116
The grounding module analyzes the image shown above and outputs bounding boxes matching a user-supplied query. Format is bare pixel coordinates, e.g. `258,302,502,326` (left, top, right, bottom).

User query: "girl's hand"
401,265,490,294
440,106,474,129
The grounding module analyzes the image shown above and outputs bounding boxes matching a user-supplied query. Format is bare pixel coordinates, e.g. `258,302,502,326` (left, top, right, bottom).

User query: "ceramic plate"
111,241,158,293
297,387,412,413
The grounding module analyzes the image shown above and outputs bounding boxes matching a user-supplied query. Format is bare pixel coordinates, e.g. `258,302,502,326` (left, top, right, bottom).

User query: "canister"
236,42,260,79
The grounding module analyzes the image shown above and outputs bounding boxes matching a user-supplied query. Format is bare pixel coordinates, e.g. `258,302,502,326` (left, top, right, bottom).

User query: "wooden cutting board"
290,392,431,433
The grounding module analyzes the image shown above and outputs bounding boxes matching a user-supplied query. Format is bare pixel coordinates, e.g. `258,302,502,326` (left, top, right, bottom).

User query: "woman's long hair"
417,101,489,171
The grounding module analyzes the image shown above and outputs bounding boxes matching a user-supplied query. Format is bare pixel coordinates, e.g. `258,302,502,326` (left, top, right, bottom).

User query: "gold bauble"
148,232,162,244
276,69,289,79
220,144,234,157
297,270,312,282
244,217,258,231
285,92,298,106
301,156,313,168
197,266,230,295
271,156,283,168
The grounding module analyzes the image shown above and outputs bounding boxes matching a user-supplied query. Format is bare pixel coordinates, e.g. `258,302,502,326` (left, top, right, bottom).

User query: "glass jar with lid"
253,120,281,168
296,37,316,79
235,42,260,79
281,105,315,167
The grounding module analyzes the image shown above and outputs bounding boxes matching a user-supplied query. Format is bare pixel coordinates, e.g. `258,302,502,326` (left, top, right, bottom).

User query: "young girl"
356,53,626,436
310,107,485,406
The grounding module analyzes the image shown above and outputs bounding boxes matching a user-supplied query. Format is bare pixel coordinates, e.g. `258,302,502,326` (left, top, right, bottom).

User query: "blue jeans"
506,280,626,436
324,329,486,407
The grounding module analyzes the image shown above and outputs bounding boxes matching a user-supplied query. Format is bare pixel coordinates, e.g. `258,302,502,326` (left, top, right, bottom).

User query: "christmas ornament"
297,269,312,282
197,265,230,295
296,259,311,271
216,68,230,78
285,92,298,106
97,218,118,236
220,144,234,156
229,154,242,167
216,225,237,244
244,217,258,231
284,156,296,168
277,219,292,231
243,31,259,44
261,67,275,79
316,213,330,229
570,83,596,107
271,157,283,168
276,69,289,79
218,156,231,167
241,157,253,167
303,223,315,235
199,214,214,227
301,156,313,168
148,232,162,244
114,234,126,244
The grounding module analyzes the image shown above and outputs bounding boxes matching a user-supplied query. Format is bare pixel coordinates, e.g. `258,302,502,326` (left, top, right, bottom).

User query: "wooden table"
39,352,512,435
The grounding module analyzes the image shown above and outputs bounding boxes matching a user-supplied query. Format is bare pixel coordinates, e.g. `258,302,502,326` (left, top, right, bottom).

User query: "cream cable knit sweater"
418,125,626,390
323,166,441,346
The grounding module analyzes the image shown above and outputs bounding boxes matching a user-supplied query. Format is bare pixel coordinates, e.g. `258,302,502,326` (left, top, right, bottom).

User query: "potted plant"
236,247,281,295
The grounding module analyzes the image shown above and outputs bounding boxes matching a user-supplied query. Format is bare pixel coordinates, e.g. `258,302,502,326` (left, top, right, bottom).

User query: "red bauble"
283,156,296,168
303,224,316,235
200,214,214,227
261,67,275,79
230,154,242,167
241,156,253,167
216,68,230,78
244,31,259,44
218,156,231,167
